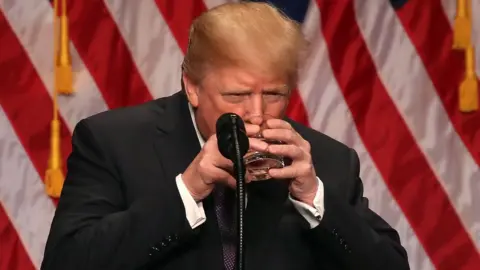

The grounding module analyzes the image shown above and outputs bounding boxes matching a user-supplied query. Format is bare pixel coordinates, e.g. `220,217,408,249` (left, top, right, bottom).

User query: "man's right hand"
181,123,264,202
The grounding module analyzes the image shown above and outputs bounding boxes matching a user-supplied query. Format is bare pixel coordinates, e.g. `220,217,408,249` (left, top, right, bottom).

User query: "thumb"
225,174,238,189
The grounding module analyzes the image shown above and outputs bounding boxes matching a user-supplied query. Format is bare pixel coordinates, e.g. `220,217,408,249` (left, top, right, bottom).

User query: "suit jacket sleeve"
41,119,196,270
307,148,410,270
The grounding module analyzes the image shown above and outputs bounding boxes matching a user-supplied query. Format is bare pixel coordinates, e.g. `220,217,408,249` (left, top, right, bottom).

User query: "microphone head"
216,113,249,161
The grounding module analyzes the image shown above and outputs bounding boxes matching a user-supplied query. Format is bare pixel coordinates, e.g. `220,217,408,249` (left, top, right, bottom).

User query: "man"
41,2,409,270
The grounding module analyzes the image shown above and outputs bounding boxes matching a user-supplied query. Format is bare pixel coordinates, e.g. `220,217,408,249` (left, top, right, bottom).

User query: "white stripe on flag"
203,0,236,9
354,0,480,250
0,108,56,269
0,0,108,132
440,0,456,26
104,0,185,99
298,4,432,269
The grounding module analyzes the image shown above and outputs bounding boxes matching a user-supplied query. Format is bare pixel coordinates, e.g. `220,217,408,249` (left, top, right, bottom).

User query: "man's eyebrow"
219,88,252,94
219,85,290,93
263,85,290,93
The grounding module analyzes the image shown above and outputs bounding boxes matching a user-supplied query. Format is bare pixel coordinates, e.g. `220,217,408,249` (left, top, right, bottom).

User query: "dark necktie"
213,184,237,270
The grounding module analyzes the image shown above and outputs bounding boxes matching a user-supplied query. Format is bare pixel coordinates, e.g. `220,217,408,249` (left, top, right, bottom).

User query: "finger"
224,174,238,189
268,165,298,179
262,128,303,145
204,149,233,172
245,171,254,183
268,166,297,179
265,118,293,130
221,167,247,187
269,162,314,179
248,137,269,152
214,160,233,173
209,166,236,184
267,144,303,159
245,123,261,136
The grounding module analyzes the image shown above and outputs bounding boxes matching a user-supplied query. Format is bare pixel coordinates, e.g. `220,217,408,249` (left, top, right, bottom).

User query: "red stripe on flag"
64,0,153,108
155,0,310,126
154,0,207,53
0,10,71,196
316,0,480,269
0,205,35,270
286,88,310,126
395,0,480,167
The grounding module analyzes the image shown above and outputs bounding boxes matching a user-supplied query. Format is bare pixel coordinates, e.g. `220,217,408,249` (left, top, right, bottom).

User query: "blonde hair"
182,2,307,88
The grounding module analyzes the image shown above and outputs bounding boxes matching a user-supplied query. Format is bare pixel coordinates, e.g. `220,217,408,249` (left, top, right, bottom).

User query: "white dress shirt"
175,104,325,230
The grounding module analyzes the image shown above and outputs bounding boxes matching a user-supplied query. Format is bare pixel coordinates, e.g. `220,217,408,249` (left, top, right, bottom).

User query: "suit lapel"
152,92,224,269
153,93,201,183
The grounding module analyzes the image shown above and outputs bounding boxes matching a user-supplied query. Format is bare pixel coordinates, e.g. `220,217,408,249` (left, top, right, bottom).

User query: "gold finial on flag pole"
55,0,73,95
459,46,478,112
44,92,64,198
453,0,478,112
45,0,68,198
453,0,471,49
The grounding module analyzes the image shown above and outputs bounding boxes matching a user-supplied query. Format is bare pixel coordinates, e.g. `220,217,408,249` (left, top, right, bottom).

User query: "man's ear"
182,73,199,107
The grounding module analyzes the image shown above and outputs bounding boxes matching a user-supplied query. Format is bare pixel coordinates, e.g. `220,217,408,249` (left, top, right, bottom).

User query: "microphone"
216,113,249,160
216,113,248,270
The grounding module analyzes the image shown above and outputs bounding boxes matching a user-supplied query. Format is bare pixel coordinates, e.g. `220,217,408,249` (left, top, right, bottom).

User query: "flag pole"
56,0,73,95
453,0,478,112
45,0,68,198
453,0,471,49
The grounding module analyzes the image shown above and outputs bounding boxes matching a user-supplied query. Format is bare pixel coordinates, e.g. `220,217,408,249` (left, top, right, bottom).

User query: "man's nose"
248,115,264,126
245,94,265,125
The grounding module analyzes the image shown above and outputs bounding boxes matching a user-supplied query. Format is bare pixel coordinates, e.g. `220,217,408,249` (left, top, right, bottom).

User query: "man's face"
184,67,290,139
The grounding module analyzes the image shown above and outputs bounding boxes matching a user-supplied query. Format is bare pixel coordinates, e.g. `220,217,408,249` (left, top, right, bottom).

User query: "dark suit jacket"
41,91,409,270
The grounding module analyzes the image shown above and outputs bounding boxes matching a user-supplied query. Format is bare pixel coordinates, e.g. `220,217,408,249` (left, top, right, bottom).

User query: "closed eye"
264,92,286,96
263,86,289,97
263,91,288,102
222,92,250,103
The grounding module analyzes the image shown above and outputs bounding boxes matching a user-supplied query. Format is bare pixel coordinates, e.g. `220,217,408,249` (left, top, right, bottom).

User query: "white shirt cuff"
175,174,207,229
289,176,325,228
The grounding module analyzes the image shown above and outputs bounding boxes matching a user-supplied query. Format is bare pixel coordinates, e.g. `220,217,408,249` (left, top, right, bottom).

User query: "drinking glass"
244,125,285,181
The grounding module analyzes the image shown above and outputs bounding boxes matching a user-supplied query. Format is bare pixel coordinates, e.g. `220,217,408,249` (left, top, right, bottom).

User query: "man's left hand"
252,119,319,206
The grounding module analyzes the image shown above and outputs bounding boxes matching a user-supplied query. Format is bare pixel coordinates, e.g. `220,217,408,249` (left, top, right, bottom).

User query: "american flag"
0,0,479,269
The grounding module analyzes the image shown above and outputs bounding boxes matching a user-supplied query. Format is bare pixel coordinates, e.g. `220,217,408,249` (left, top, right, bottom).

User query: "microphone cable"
215,113,248,270
231,117,246,270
